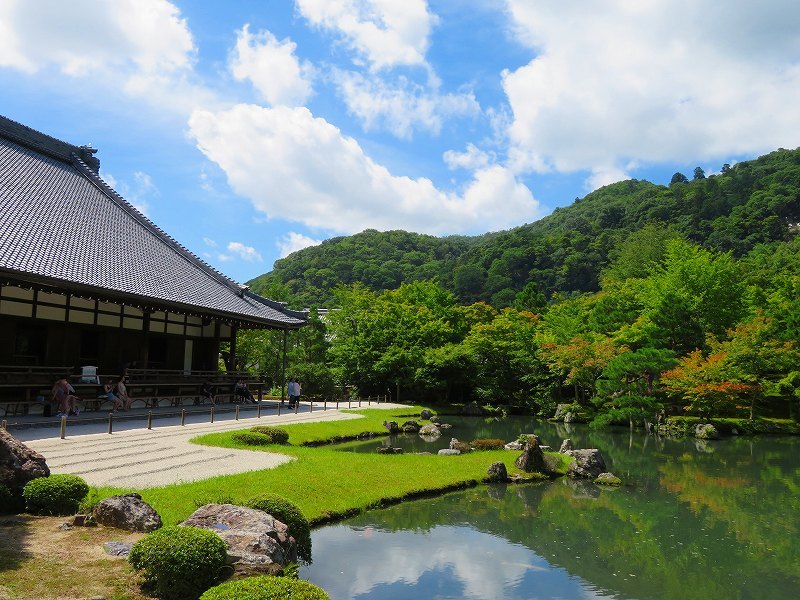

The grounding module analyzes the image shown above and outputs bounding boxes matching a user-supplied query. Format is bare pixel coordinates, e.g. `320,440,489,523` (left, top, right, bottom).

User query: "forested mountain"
249,147,800,308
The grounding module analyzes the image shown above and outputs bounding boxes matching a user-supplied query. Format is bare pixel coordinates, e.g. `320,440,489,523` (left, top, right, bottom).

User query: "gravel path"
22,406,405,489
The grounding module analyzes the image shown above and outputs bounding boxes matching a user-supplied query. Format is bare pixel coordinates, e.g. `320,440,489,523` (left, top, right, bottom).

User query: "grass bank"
96,407,570,526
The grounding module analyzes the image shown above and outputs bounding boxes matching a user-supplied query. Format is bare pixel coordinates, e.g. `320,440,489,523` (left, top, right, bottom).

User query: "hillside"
249,147,800,308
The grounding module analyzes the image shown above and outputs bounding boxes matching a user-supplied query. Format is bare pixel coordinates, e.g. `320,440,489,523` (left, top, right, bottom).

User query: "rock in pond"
420,409,433,420
594,472,622,486
559,438,574,454
419,423,441,437
566,449,607,479
695,423,720,439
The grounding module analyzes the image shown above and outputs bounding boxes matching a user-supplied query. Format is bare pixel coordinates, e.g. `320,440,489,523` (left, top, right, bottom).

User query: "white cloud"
296,0,436,70
503,0,800,177
0,0,217,115
188,104,541,235
585,165,632,192
334,70,479,139
230,25,313,107
202,237,218,248
444,143,492,170
189,105,541,234
0,0,193,76
226,242,263,262
100,169,157,216
278,232,322,258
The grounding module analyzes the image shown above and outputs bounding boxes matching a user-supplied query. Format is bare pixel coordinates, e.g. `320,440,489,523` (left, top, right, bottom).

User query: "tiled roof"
0,115,305,329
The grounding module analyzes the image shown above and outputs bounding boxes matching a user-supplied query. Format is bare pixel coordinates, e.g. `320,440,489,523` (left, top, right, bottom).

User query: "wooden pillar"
229,324,239,371
280,328,288,402
141,311,151,368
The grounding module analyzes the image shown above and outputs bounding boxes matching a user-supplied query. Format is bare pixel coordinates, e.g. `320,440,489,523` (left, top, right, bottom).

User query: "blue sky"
2,0,799,284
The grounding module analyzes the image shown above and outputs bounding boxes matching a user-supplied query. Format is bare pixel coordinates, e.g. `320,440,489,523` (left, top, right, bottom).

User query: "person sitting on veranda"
200,379,216,406
102,378,124,411
115,376,133,411
235,379,256,403
51,375,80,417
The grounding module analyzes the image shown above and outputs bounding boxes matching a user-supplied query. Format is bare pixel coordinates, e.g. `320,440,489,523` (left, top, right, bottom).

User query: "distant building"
0,114,305,376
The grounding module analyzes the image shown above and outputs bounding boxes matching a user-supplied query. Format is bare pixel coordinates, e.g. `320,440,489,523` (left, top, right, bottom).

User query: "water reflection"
305,417,800,599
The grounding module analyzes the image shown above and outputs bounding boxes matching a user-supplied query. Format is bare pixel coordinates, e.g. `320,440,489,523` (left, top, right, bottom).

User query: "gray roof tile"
0,116,305,328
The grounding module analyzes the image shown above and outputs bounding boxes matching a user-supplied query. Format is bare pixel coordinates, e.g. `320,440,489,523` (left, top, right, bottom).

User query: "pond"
301,416,800,599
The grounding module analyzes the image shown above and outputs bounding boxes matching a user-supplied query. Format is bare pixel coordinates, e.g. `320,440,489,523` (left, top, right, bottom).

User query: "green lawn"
96,407,569,526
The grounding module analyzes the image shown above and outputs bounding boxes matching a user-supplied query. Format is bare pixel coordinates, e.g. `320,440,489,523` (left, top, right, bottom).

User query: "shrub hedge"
245,493,312,563
249,426,290,444
231,431,274,446
129,525,228,600
22,474,89,515
200,575,329,600
471,438,506,450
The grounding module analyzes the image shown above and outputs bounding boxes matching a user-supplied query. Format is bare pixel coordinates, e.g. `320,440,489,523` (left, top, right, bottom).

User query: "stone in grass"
94,493,162,532
438,449,461,456
420,409,433,420
514,438,545,473
104,541,134,557
594,472,622,486
486,462,508,482
383,421,401,434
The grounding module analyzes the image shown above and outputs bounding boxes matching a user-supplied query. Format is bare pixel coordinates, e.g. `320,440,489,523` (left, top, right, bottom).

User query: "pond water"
301,416,800,599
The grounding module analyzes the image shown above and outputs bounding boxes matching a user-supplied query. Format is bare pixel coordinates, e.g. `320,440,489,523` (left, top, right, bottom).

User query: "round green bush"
245,494,312,564
231,431,273,446
22,474,89,515
249,426,290,444
200,575,330,600
129,525,227,600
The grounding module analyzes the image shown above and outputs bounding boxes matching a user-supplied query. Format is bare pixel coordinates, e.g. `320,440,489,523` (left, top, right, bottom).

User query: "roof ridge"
0,114,83,165
70,153,247,296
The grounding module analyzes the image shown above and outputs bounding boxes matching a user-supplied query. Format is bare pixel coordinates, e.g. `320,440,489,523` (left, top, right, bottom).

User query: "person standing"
287,378,296,408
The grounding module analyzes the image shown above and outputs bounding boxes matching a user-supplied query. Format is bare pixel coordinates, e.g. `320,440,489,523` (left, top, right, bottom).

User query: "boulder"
181,504,297,571
376,446,403,454
0,429,49,495
594,472,622,486
401,420,421,433
93,493,162,532
520,433,542,445
514,438,545,473
566,449,608,479
383,420,401,434
553,404,572,420
559,439,574,454
419,424,441,437
438,423,452,430
420,409,433,420
429,415,440,423
486,462,508,482
504,440,524,451
695,423,720,440
564,412,575,423
103,541,134,557
438,449,461,456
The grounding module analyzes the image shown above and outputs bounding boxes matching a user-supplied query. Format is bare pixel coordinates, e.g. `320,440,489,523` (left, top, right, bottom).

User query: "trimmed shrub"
129,525,227,600
22,474,89,515
245,494,312,564
231,431,273,446
471,438,505,450
450,441,472,454
200,575,330,600
0,483,24,514
249,426,290,444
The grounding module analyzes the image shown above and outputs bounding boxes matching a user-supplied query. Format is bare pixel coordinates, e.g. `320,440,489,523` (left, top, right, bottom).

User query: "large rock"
93,493,162,532
376,446,403,454
181,504,297,572
0,429,49,495
553,404,572,420
695,423,720,440
383,420,401,434
567,449,608,479
486,462,508,482
438,449,461,456
401,420,421,433
559,439,574,454
420,409,433,420
514,438,546,473
419,424,441,437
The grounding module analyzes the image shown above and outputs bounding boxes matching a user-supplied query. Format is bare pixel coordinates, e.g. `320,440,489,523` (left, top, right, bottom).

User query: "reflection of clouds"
306,524,587,599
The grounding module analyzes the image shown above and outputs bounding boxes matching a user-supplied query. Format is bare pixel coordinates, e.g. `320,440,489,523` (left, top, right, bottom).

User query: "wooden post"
107,412,113,434
277,401,281,416
1,419,6,430
147,411,152,430
257,403,261,418
235,405,240,420
60,415,66,439
181,409,186,426
359,397,362,407
368,395,371,406
323,399,327,411
211,406,215,423
310,399,313,413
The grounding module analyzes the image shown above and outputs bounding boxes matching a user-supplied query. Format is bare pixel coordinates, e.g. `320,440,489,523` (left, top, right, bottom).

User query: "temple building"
0,115,305,376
